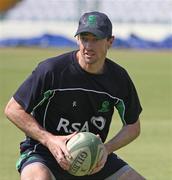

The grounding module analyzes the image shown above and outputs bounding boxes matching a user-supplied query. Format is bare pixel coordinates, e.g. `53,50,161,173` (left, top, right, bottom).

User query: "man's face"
77,33,113,66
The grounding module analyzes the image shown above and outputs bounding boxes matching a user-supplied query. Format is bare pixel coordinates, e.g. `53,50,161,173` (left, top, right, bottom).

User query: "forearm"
5,98,77,170
4,97,52,146
105,120,141,154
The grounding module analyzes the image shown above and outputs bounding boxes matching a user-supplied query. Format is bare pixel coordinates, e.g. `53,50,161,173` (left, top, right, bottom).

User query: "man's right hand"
45,132,77,170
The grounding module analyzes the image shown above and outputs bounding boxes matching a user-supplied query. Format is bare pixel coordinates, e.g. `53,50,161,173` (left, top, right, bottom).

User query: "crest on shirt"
98,101,110,113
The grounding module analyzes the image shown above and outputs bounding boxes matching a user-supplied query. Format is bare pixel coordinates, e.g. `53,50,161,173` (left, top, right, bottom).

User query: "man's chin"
85,59,96,65
84,56,96,64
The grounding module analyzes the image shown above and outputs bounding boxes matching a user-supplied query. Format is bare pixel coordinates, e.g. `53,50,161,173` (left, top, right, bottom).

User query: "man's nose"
84,41,93,49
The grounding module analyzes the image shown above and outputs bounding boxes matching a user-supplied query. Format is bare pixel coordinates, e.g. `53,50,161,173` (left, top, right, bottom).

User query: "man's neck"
76,51,105,74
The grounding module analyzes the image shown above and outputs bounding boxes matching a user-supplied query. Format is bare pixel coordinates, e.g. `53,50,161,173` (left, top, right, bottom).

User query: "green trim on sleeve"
115,100,126,125
33,90,53,111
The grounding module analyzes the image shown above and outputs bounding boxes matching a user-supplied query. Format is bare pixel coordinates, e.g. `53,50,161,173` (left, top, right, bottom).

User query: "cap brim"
74,28,106,39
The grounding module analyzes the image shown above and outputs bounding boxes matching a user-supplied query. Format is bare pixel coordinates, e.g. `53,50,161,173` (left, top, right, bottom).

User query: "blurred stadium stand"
0,0,172,48
3,0,172,23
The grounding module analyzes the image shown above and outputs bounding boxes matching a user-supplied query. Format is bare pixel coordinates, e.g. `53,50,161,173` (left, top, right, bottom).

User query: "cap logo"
87,15,97,27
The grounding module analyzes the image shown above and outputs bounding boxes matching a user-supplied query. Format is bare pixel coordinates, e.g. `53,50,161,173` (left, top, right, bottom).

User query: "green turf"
0,48,172,180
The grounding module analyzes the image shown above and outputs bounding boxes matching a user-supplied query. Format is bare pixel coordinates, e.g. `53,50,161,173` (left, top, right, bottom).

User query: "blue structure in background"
0,33,172,49
0,34,76,48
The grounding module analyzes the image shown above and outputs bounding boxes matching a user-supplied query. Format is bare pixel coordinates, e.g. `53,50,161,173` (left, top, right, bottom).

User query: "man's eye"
81,37,98,43
94,38,99,42
81,38,88,43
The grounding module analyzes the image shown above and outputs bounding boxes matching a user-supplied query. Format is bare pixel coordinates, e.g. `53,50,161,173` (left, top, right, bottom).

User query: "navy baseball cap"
75,11,112,39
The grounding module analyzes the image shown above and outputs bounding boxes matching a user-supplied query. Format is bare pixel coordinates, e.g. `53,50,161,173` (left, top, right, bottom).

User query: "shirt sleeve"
13,61,52,113
115,70,142,125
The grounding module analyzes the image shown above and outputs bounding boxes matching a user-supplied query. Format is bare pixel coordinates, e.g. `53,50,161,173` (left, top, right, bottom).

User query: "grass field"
0,47,172,180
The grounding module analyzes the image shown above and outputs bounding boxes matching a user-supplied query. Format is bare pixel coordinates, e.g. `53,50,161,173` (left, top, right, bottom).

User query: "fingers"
88,144,107,175
58,158,70,170
96,134,100,138
89,159,104,175
47,133,78,171
89,162,104,174
66,131,78,142
96,134,103,142
89,166,104,175
64,132,78,158
54,149,70,170
55,133,78,170
61,145,71,159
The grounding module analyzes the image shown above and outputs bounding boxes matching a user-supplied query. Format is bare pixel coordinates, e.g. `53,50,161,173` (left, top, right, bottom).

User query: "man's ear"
108,36,115,49
76,35,80,46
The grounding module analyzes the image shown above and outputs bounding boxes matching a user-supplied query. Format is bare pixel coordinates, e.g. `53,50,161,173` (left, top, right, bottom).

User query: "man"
5,11,145,180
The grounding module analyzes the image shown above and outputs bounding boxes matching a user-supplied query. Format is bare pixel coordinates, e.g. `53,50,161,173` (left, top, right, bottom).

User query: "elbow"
4,101,12,120
4,98,17,121
136,125,141,138
125,119,141,139
134,119,141,138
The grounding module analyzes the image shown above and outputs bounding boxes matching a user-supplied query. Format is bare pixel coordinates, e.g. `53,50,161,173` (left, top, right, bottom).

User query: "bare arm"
5,97,52,145
90,119,141,174
105,119,141,154
4,97,75,170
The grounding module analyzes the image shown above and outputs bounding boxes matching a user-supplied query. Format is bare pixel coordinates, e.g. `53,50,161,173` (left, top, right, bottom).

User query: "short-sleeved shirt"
14,50,142,146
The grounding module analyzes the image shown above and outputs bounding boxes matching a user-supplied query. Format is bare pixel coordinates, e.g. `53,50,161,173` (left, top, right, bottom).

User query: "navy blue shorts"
16,147,127,180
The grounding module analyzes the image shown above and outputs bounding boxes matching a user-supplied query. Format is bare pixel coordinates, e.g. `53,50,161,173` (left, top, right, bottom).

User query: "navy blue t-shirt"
14,51,142,143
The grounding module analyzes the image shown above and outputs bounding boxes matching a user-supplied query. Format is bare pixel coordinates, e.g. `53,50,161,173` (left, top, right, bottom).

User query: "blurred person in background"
5,11,145,180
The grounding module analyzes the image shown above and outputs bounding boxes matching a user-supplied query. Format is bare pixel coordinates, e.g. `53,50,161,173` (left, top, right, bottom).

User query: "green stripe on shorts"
16,151,30,171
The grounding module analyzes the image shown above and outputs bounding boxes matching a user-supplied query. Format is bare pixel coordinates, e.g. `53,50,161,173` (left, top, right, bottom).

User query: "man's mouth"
84,51,95,57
